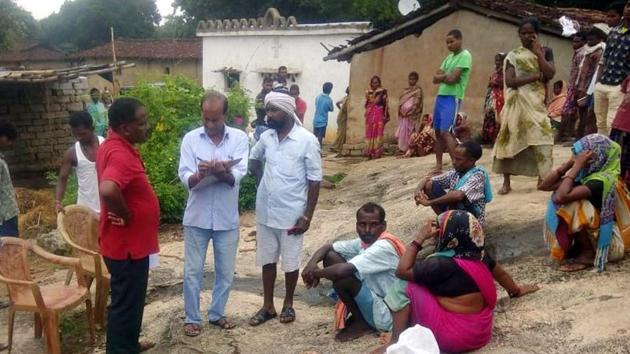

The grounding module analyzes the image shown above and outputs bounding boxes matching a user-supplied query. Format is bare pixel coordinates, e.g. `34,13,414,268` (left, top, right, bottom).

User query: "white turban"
264,91,302,126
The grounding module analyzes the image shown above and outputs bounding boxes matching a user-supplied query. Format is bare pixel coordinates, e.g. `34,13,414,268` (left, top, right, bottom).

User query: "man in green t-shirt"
431,29,473,172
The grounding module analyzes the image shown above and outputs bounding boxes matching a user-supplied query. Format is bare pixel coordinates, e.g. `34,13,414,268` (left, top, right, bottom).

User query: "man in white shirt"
248,91,322,326
302,203,403,342
178,91,249,335
55,111,104,214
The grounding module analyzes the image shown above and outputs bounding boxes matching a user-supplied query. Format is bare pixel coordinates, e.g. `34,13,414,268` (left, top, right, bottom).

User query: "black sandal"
279,306,295,324
249,309,277,326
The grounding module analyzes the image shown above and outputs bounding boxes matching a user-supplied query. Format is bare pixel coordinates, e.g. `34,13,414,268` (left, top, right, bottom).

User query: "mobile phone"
287,227,299,235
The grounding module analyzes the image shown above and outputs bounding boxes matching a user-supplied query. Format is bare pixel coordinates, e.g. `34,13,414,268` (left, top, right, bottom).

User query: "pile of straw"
15,188,57,239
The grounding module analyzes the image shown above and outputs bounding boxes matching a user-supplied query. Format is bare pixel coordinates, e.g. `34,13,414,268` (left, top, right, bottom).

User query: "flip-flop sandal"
249,309,277,326
279,306,296,324
209,317,236,330
559,263,590,272
183,323,201,337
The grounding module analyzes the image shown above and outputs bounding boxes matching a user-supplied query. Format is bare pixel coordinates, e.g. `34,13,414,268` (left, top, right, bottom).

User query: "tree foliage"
0,0,38,51
39,0,160,50
124,76,256,222
173,0,398,30
167,0,605,37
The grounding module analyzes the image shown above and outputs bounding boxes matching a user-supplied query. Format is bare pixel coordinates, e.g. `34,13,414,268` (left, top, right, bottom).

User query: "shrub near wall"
125,76,255,222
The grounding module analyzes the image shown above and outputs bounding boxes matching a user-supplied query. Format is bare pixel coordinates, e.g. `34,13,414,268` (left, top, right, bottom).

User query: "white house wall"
201,31,362,142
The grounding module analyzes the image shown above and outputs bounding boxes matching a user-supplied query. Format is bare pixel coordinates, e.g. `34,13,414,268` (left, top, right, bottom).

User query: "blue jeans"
183,226,239,324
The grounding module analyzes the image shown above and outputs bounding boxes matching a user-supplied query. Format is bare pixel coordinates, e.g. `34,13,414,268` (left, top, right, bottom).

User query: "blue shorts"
433,95,462,132
0,216,19,237
587,94,594,109
353,283,376,329
313,126,327,139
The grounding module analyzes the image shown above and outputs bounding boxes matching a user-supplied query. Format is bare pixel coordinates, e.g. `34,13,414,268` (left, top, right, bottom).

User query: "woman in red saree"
365,76,389,159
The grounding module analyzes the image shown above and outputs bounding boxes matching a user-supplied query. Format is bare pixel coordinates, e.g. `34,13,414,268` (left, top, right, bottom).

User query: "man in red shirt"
290,84,307,124
97,97,160,353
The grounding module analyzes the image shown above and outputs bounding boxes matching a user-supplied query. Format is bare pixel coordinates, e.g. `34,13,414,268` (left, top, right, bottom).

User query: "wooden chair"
0,237,95,354
57,205,109,328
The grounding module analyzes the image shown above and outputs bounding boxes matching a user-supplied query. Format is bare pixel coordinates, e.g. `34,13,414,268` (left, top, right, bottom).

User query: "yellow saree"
492,47,554,177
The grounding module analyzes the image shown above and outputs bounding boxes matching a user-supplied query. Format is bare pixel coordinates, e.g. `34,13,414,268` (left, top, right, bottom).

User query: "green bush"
45,171,77,206
239,174,257,211
324,172,347,184
124,76,256,223
226,84,251,130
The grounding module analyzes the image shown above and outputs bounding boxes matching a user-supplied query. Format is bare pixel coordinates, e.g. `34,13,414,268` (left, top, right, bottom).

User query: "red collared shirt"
96,130,160,260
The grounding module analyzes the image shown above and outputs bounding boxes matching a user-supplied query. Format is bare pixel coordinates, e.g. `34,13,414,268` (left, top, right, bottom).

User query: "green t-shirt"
437,49,473,100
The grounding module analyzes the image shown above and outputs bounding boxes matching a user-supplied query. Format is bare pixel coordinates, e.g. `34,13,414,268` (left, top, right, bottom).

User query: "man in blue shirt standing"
178,91,249,336
313,82,334,147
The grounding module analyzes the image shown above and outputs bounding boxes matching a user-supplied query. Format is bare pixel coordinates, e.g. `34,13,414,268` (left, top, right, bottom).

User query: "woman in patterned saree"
540,134,630,272
396,72,423,153
492,17,556,195
481,53,506,145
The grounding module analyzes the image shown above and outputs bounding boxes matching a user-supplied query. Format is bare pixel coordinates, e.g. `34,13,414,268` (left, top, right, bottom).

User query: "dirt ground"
3,146,630,354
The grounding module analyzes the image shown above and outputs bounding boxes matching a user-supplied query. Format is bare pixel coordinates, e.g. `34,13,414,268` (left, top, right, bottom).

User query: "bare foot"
335,322,375,342
369,344,390,354
428,166,442,176
512,284,541,298
498,185,511,195
139,340,156,352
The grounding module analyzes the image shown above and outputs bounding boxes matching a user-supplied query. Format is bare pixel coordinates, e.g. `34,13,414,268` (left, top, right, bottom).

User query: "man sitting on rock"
302,202,405,342
414,140,492,226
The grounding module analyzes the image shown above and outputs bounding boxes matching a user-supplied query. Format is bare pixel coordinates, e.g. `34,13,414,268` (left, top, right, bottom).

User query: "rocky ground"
2,146,630,354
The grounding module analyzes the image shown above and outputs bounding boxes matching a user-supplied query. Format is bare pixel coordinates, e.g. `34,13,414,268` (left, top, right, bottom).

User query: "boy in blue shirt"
313,82,334,146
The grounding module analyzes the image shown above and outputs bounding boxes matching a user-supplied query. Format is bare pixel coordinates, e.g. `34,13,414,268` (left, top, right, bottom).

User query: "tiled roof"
0,61,135,84
74,38,202,60
324,0,607,62
0,41,66,62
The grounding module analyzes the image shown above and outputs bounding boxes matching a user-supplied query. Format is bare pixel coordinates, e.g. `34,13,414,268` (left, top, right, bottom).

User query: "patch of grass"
59,310,100,353
323,173,347,184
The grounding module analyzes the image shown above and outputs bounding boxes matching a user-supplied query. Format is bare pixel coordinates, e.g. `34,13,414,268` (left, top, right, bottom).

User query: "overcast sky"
15,0,177,22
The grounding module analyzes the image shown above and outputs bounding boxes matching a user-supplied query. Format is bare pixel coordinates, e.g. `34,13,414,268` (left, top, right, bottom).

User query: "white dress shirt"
250,124,322,230
178,126,249,230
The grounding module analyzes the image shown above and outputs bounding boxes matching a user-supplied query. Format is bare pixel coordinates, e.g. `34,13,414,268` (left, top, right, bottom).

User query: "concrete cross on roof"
271,38,282,59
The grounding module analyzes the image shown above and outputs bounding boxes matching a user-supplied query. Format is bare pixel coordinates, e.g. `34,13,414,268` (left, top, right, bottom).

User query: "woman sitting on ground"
402,114,435,158
372,210,539,354
540,133,630,272
453,112,471,143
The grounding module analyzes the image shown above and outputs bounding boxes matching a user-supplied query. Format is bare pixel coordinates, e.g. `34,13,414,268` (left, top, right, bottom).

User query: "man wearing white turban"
249,91,322,326
263,91,303,126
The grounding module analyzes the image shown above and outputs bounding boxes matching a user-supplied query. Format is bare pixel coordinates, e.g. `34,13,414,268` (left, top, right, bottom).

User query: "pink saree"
406,258,497,353
396,86,423,152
